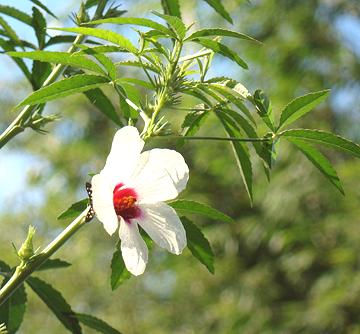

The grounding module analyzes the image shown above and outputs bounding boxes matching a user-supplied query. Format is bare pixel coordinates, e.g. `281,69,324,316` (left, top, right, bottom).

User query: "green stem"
146,41,183,136
0,34,85,149
0,207,89,306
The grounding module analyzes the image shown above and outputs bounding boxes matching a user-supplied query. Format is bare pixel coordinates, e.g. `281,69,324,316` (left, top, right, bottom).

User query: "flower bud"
18,226,36,262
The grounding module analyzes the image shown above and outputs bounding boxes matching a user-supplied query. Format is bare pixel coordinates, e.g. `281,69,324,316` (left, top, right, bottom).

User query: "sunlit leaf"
90,17,175,38
170,200,234,223
280,129,360,158
181,217,215,274
191,38,248,69
152,11,186,40
278,90,330,130
58,198,88,221
16,74,110,108
8,51,106,75
186,28,258,43
51,27,138,53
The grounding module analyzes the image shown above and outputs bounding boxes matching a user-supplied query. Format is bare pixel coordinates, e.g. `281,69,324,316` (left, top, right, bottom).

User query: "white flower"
91,126,189,276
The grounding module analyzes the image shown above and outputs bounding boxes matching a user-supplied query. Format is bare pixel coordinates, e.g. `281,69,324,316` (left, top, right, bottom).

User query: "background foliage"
0,0,360,333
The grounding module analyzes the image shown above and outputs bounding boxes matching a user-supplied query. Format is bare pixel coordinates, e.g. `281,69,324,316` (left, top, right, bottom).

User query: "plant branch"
0,207,90,306
156,135,271,142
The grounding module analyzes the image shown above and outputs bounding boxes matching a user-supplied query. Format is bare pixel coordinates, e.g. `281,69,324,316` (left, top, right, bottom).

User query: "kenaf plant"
0,0,359,333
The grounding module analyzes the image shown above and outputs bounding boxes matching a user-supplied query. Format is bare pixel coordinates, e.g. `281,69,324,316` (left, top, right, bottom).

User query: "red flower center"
113,183,141,221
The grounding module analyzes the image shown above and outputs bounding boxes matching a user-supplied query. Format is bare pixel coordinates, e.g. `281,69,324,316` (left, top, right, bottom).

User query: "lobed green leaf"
186,28,258,43
37,258,72,271
84,88,122,126
217,111,253,204
280,129,360,158
286,138,344,194
32,7,46,49
73,313,122,334
161,0,181,18
191,38,248,69
30,0,58,19
181,217,215,274
58,198,88,221
0,282,26,333
111,245,131,290
0,5,32,26
278,90,330,130
27,277,82,333
152,11,186,40
8,51,106,75
90,17,175,38
202,0,233,23
16,74,110,108
51,27,137,53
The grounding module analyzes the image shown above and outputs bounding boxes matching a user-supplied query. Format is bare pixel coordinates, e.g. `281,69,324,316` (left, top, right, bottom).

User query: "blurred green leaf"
57,199,88,221
37,259,72,271
0,38,32,83
169,200,234,223
181,217,215,274
161,0,181,18
186,28,258,43
32,7,46,49
73,313,122,334
8,51,106,75
111,244,131,291
202,0,233,23
278,90,330,131
16,74,110,108
30,0,58,19
27,277,82,334
0,16,21,46
280,129,360,158
52,27,137,53
286,138,344,194
84,88,122,126
90,17,175,37
152,11,186,40
217,111,253,204
0,5,32,26
191,38,248,69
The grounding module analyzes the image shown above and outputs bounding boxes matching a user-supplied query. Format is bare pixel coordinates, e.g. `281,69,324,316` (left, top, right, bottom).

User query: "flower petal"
102,126,144,186
92,173,118,235
137,202,187,255
131,149,189,203
119,218,148,276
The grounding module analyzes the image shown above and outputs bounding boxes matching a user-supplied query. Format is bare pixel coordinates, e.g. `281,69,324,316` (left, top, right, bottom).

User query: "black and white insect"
85,182,95,222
